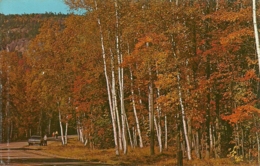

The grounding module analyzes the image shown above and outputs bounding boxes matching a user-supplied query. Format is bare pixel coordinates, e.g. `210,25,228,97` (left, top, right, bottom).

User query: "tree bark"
130,68,143,148
110,48,122,151
58,102,65,145
149,65,155,155
95,0,119,155
64,121,68,145
177,72,192,160
125,114,133,148
165,115,168,150
253,0,260,73
114,0,127,154
155,67,162,153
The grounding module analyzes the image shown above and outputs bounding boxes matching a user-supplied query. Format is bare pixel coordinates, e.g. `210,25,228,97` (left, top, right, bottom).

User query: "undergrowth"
41,137,257,165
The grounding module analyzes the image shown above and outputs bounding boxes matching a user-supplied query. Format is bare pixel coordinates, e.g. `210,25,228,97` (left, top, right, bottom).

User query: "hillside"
0,13,67,53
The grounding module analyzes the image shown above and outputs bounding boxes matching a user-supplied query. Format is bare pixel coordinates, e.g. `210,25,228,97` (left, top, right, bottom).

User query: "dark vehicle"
28,135,43,146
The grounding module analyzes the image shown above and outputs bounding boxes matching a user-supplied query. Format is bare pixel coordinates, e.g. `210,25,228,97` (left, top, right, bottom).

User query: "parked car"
28,135,43,146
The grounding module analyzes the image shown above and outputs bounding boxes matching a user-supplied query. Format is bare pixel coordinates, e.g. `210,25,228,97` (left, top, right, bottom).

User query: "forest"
1,0,260,164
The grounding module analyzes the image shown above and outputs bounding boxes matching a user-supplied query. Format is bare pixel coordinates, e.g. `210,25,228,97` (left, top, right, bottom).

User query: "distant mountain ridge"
0,13,68,53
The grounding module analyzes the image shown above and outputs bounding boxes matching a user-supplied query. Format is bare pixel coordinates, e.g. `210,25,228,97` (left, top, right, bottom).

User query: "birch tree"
114,0,127,154
253,0,260,163
253,0,260,72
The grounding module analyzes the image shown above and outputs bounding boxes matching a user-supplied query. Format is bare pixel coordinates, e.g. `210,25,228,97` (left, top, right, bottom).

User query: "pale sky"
0,0,79,15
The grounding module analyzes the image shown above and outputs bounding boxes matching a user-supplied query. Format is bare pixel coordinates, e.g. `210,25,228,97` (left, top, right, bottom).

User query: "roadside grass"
41,137,257,165
41,137,177,165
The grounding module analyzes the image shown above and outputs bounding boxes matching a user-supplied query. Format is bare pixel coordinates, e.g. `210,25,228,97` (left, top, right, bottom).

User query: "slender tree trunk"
130,68,143,148
195,131,199,158
154,116,162,153
165,115,168,150
253,1,260,164
114,0,127,154
110,48,122,150
253,0,260,73
58,103,64,145
149,65,155,155
177,72,192,160
79,128,84,143
77,120,80,141
64,121,68,145
95,0,119,155
241,128,244,158
171,34,191,160
125,114,133,148
253,115,260,165
133,127,137,147
84,135,88,146
155,67,162,153
210,124,213,154
177,115,183,166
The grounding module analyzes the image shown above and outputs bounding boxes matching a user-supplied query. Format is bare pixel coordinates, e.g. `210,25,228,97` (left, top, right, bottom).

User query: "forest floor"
40,137,258,165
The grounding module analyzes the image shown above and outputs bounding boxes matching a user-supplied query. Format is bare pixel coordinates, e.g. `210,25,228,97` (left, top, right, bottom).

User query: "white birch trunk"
125,114,133,148
172,34,191,160
79,128,84,143
95,0,119,155
64,122,68,145
84,136,88,146
196,131,200,158
114,0,127,154
253,1,260,163
156,68,162,153
130,69,144,148
58,105,65,145
253,0,260,73
133,127,137,148
77,121,80,141
154,116,162,153
110,48,122,150
210,124,213,153
165,115,168,150
177,72,192,160
149,65,155,155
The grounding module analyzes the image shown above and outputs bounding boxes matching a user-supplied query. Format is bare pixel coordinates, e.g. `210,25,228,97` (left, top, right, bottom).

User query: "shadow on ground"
0,158,110,166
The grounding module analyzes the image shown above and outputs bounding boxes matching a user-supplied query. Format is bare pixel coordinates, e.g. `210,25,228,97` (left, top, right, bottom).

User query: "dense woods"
2,0,260,164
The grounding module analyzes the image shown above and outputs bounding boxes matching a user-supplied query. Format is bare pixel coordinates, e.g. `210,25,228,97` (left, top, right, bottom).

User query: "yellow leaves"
135,33,168,50
246,57,258,66
203,8,251,23
155,73,177,89
135,35,153,50
220,28,254,46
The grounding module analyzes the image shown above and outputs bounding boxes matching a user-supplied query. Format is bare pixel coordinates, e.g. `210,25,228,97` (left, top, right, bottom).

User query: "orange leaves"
241,69,257,81
220,28,254,46
203,7,251,23
134,33,168,50
221,104,260,124
135,35,153,50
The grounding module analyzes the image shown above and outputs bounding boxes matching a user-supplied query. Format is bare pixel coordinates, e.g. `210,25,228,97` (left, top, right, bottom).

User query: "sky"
0,0,78,15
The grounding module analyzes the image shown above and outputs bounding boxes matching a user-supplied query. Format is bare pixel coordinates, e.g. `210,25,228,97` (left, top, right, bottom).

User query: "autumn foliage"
1,0,260,164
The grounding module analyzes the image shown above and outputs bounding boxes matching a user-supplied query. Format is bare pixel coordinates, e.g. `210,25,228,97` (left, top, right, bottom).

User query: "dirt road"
0,139,107,166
